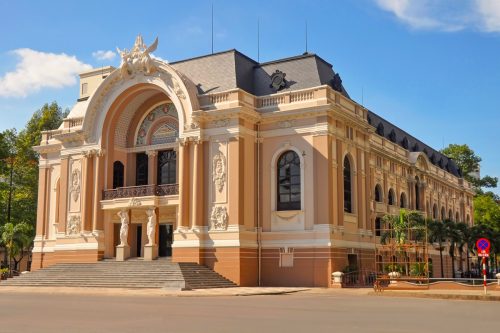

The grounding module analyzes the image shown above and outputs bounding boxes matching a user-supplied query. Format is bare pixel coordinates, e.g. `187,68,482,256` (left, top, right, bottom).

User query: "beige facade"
32,37,474,286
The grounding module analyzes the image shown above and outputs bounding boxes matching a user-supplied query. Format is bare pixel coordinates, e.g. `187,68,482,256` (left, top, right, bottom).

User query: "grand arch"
81,60,200,146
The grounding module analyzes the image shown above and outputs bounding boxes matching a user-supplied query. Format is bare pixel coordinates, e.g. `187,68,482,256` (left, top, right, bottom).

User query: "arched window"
415,177,420,210
388,189,395,205
400,192,407,208
441,207,446,221
374,184,383,203
343,156,353,213
433,204,438,219
157,150,177,185
277,150,301,211
448,209,453,221
375,217,382,236
113,161,124,189
136,153,148,186
455,212,460,222
466,214,470,224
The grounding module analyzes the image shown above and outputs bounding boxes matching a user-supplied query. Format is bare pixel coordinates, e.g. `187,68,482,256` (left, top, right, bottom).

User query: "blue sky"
0,0,498,193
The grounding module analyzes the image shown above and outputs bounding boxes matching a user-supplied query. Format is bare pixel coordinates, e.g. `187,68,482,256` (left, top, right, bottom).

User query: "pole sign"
476,238,490,257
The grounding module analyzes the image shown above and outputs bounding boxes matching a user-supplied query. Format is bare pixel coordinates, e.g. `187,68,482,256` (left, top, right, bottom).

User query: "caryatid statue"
146,208,156,246
117,210,129,247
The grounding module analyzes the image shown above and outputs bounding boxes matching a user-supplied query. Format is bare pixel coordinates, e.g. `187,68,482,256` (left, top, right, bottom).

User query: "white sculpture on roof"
117,35,159,78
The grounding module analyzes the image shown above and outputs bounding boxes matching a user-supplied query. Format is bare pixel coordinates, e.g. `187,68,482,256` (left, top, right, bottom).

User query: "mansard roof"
367,111,462,178
170,48,460,178
170,49,349,97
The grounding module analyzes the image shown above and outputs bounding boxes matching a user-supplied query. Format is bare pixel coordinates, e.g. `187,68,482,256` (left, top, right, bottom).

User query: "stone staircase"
0,258,237,290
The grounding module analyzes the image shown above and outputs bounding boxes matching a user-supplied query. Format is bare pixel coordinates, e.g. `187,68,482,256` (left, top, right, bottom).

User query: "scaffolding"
374,211,430,285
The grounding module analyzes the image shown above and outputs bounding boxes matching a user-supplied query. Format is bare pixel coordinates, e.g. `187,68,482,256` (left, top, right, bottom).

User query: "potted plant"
0,268,9,280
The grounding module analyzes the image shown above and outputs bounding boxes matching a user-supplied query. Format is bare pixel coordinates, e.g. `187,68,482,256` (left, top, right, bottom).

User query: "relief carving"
212,119,229,128
212,151,226,193
173,78,186,99
67,215,81,235
128,197,142,207
70,168,81,202
210,206,228,231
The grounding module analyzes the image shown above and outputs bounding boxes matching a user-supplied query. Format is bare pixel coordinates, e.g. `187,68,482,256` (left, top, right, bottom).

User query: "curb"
369,291,500,302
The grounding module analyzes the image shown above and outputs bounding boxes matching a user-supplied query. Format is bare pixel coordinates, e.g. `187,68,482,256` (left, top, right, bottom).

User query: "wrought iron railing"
102,184,179,200
342,270,377,288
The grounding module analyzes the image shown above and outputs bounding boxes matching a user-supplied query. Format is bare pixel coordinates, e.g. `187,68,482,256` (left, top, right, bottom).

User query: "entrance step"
0,258,237,290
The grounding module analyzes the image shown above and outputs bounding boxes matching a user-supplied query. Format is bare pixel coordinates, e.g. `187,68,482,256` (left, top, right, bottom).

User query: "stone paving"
1,284,499,301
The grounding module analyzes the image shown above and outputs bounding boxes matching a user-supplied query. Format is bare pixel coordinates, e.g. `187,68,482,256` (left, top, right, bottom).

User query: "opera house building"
32,36,474,287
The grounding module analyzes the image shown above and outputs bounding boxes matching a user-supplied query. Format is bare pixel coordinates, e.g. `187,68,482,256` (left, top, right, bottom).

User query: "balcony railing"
102,184,179,200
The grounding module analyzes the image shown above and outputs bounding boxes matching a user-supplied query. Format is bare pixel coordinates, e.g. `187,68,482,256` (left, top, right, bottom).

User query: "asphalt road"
0,292,498,333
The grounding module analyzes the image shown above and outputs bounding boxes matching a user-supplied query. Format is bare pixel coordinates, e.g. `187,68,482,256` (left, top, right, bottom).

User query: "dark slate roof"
367,111,462,177
170,49,349,97
171,49,461,178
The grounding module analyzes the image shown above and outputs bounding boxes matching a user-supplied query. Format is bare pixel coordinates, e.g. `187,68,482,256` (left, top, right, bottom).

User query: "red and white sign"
476,238,490,256
478,250,490,258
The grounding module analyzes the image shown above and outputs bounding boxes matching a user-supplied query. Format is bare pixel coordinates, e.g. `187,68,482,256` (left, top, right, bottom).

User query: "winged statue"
117,35,159,78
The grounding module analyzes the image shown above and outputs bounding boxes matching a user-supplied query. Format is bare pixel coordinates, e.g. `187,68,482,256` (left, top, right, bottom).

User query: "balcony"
102,184,179,200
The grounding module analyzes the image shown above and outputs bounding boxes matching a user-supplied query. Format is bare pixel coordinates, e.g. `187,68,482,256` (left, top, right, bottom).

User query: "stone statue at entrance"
146,208,156,246
117,210,129,247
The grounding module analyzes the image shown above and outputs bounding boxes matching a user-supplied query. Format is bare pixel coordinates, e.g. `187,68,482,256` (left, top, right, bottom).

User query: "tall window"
277,150,301,211
388,189,395,205
400,192,407,208
343,157,352,213
415,177,420,210
113,161,124,189
136,153,148,186
157,150,177,185
375,184,383,202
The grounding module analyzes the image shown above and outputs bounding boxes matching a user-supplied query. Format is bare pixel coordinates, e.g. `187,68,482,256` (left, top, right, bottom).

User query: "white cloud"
375,0,466,31
151,54,168,63
0,49,91,98
92,50,116,61
475,0,500,32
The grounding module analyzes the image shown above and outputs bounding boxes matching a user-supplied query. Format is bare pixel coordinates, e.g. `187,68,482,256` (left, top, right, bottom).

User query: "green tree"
0,222,34,275
473,194,500,232
0,102,65,268
440,144,498,190
455,222,472,273
428,220,447,278
444,220,462,278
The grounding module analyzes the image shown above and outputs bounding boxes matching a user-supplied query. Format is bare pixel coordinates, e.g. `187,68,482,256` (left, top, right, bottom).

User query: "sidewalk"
1,285,499,301
0,286,310,297
370,288,500,301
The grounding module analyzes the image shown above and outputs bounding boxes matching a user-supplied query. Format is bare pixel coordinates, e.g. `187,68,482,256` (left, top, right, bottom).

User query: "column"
57,156,70,233
178,140,190,229
227,137,244,226
191,139,204,229
356,149,364,229
92,149,105,231
336,139,344,226
35,166,50,238
409,178,416,210
313,135,332,225
146,150,158,185
81,151,94,232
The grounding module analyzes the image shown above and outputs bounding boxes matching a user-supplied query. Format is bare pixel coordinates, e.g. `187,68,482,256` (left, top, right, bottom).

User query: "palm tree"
455,222,471,274
444,220,461,278
0,222,34,276
428,220,447,278
381,209,425,276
